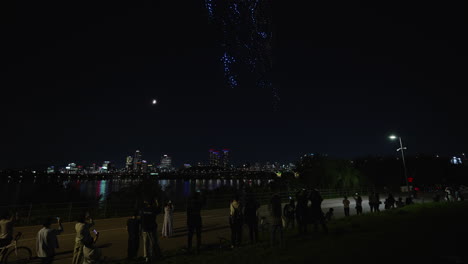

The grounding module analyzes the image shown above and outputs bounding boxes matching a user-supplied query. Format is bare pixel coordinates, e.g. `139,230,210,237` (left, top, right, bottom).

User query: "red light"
414,187,420,191
408,177,414,183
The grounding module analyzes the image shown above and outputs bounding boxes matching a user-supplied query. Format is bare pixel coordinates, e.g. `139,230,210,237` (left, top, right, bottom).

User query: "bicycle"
0,232,32,264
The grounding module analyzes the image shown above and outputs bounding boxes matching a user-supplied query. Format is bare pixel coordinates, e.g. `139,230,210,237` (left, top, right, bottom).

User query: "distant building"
134,150,142,172
47,166,55,174
209,149,221,166
221,149,230,168
209,149,230,168
159,154,173,171
142,160,148,173
66,163,78,174
125,156,133,171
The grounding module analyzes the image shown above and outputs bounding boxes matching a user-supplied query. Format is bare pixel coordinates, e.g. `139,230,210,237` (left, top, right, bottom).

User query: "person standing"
229,195,243,248
0,211,15,248
72,211,94,264
161,201,174,238
243,194,260,244
126,211,140,260
283,198,296,230
140,198,161,262
309,189,328,233
369,192,376,213
187,191,205,254
343,196,350,217
36,217,64,264
82,230,101,264
269,194,283,247
386,194,396,209
375,193,381,212
354,193,363,215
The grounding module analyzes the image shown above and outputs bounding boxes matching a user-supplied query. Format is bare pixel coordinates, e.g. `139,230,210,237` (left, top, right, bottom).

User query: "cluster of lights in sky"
205,0,279,109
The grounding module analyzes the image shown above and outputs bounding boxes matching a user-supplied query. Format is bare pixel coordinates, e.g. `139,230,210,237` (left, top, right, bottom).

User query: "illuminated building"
65,163,78,174
133,150,142,172
47,166,55,174
209,149,221,166
142,160,148,173
125,156,133,171
159,154,173,171
221,149,230,168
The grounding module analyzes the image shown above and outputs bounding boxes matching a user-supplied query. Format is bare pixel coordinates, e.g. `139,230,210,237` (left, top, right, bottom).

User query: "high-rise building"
142,160,148,173
159,154,172,171
125,156,133,171
209,149,221,166
221,149,230,168
133,150,142,172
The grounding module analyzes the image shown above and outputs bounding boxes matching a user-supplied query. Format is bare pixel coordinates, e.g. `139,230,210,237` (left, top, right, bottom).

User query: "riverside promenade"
15,195,423,263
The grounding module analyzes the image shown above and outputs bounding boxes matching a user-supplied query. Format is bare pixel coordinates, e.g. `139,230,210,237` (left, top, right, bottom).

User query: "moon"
152,99,157,105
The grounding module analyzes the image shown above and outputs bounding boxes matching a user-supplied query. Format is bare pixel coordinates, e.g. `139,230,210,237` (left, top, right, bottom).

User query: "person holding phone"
72,211,94,264
82,230,101,264
36,217,64,264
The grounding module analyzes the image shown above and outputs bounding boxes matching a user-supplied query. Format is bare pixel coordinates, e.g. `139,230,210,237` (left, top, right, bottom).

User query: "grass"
115,202,468,264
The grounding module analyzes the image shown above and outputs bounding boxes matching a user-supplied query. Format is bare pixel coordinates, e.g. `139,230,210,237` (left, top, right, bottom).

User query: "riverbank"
115,201,468,264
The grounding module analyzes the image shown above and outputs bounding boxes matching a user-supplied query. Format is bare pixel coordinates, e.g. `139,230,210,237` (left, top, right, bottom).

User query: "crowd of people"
0,186,466,264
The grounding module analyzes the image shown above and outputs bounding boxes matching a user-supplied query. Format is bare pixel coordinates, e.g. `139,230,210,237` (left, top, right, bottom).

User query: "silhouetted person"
187,191,205,254
385,194,395,209
140,198,161,262
244,194,260,244
343,196,350,216
283,198,296,230
295,189,308,235
126,211,140,260
375,193,381,212
324,208,334,222
229,195,243,248
369,192,376,213
309,189,328,233
269,194,283,247
396,197,405,208
36,217,64,264
354,193,363,215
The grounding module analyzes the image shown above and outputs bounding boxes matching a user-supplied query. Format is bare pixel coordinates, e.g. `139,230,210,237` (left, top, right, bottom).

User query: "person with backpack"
283,198,296,230
229,195,243,248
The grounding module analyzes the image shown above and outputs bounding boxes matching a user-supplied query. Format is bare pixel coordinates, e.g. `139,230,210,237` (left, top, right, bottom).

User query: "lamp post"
389,135,410,193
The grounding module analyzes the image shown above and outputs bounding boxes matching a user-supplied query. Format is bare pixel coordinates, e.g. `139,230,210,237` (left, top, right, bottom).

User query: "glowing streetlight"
388,135,410,194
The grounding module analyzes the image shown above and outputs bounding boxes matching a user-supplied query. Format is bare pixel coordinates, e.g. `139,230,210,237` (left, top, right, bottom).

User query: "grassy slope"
117,202,468,264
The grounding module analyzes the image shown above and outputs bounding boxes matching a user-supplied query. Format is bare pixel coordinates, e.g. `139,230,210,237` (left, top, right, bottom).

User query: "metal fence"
1,187,375,226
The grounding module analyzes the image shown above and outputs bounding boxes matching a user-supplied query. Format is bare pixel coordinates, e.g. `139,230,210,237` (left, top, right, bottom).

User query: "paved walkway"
14,194,426,263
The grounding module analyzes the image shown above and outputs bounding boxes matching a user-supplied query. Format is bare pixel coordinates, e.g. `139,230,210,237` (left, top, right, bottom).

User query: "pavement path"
12,194,427,263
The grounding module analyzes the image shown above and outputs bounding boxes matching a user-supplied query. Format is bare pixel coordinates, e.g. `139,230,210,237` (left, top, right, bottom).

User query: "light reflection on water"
0,178,268,205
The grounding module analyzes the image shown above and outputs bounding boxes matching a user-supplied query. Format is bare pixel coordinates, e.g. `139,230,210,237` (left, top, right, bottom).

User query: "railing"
1,187,375,226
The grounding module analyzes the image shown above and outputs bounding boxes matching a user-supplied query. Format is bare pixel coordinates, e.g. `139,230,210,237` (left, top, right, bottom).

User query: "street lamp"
389,135,410,194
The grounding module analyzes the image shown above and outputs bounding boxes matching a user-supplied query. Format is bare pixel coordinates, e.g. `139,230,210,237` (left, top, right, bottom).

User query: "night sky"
1,1,467,169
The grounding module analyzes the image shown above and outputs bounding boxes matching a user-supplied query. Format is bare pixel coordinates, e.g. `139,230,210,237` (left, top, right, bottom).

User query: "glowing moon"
152,99,157,105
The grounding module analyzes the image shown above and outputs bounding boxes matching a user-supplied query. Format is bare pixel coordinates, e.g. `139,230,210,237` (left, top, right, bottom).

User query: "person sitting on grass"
324,208,334,222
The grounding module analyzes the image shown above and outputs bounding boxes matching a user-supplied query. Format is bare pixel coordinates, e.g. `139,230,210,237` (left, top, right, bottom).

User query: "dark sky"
1,1,467,169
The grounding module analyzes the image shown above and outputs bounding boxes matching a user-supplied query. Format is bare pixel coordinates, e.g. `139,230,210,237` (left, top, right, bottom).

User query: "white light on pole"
389,135,410,193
